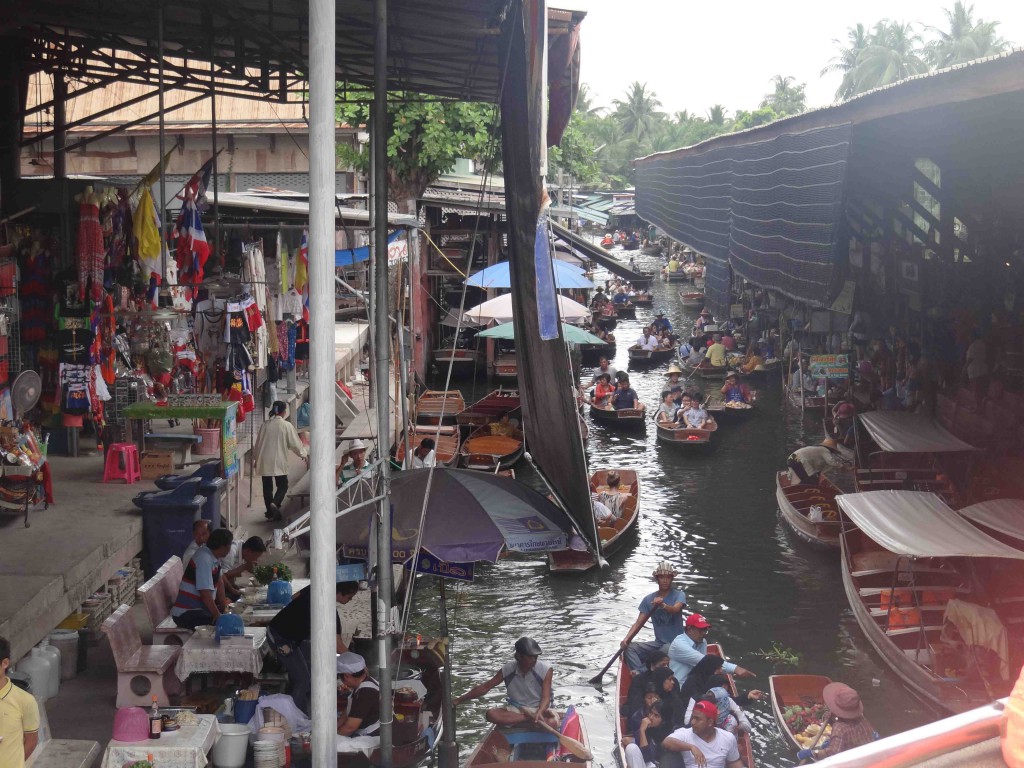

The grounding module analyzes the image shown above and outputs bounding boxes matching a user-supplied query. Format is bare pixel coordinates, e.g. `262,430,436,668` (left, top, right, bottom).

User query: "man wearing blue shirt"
668,614,756,683
652,311,673,333
620,562,688,674
611,376,641,411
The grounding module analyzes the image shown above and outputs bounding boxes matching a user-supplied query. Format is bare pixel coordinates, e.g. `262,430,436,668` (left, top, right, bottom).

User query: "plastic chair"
103,443,141,484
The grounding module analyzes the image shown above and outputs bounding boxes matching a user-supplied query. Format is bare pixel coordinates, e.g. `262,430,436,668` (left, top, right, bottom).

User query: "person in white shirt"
182,519,210,568
662,699,742,768
408,438,437,469
252,400,309,521
636,328,659,351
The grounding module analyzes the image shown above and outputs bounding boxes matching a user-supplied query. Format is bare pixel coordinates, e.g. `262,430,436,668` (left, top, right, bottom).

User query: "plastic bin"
137,481,205,577
212,722,251,767
48,630,79,681
198,477,227,530
154,461,222,491
233,698,259,724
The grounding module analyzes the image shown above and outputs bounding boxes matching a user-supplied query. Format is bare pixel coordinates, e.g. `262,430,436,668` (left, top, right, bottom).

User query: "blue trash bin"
138,482,206,577
198,477,226,531
154,461,222,491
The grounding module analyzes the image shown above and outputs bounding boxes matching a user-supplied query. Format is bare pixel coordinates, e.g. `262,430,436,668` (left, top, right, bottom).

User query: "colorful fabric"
172,159,213,291
133,188,164,280
76,202,105,301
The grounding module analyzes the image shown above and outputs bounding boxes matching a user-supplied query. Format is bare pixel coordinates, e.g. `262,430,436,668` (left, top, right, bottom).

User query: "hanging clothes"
59,364,92,415
76,197,105,302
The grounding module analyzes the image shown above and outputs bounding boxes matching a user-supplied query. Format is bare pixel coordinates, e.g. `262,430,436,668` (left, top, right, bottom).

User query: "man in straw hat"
796,682,876,761
620,562,689,675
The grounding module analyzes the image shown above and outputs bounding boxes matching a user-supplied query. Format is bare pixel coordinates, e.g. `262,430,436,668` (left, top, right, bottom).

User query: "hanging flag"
296,230,310,322
172,158,213,293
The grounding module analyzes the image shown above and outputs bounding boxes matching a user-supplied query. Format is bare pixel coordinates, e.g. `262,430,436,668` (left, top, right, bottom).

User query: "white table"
102,715,218,768
174,627,268,680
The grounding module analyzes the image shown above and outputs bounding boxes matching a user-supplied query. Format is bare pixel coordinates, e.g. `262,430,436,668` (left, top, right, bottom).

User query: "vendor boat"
614,301,636,318
432,346,481,377
958,499,1024,551
705,390,756,421
600,235,615,248
838,490,1024,714
706,643,755,768
589,401,646,431
548,469,640,572
684,362,729,380
628,345,674,367
414,390,466,426
775,471,843,548
493,352,519,380
457,389,522,429
632,291,653,308
768,674,833,752
460,425,524,471
656,418,718,448
464,714,592,768
678,290,704,309
395,425,461,468
785,384,827,411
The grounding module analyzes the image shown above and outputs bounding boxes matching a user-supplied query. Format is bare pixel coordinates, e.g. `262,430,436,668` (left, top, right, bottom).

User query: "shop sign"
388,236,408,264
809,353,850,380
407,551,474,581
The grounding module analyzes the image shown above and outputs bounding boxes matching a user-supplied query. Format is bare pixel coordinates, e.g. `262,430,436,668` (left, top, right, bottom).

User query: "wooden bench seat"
101,604,182,707
859,585,968,598
137,556,191,646
885,625,945,637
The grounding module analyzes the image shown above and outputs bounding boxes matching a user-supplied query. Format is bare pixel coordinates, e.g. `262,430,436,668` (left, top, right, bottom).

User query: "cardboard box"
140,450,175,479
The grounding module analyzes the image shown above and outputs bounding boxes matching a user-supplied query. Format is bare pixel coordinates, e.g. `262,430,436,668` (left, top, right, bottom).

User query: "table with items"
101,713,218,768
174,626,269,680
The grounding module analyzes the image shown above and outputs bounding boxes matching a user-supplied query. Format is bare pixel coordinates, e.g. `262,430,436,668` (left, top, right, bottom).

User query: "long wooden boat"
706,643,755,768
493,353,518,380
775,471,843,548
548,469,640,572
684,362,729,380
678,290,705,309
615,655,631,768
431,347,481,376
785,384,826,411
464,716,592,768
589,402,646,430
633,292,654,307
656,419,718,448
614,301,636,318
395,425,461,468
769,674,833,751
628,345,674,366
460,426,524,471
414,390,466,426
456,389,522,428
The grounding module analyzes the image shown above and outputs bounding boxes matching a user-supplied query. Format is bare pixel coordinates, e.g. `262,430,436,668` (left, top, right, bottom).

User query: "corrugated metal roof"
215,191,419,227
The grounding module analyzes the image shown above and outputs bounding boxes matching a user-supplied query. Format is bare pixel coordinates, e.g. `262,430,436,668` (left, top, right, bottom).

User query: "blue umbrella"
466,260,594,289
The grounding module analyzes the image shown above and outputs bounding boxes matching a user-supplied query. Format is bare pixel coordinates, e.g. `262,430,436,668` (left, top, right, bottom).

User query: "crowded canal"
414,262,932,767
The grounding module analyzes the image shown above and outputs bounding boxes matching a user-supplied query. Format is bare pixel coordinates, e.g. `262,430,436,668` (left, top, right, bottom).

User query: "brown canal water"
413,258,933,767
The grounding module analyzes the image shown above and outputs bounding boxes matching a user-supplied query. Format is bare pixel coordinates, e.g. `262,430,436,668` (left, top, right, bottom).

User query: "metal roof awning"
958,499,1024,543
858,411,977,454
551,205,608,226
838,490,1024,560
214,192,419,228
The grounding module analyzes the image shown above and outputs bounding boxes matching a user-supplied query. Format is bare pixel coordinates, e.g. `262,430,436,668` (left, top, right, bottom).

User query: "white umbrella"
463,293,591,325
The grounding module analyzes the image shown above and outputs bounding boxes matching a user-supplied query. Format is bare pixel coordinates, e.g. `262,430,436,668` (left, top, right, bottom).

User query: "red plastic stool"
103,443,141,484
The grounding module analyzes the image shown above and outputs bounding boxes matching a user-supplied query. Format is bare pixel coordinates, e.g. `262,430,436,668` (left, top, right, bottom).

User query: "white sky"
562,0,1024,116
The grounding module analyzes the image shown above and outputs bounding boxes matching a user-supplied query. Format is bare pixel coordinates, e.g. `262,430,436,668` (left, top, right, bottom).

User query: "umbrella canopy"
466,260,593,289
477,322,606,345
463,293,591,325
338,468,574,563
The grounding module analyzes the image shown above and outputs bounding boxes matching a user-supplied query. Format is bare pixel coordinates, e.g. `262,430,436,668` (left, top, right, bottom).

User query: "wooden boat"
623,239,640,251
464,717,592,768
775,471,843,548
457,389,522,428
656,418,718,448
785,384,826,411
665,269,690,283
678,290,705,309
589,402,646,430
684,362,729,380
641,243,663,256
706,643,755,768
614,301,636,318
705,390,756,421
769,674,833,751
632,292,653,307
548,469,640,572
414,390,466,426
628,345,674,367
395,425,461,468
432,346,481,376
615,655,631,768
493,353,518,379
460,425,524,471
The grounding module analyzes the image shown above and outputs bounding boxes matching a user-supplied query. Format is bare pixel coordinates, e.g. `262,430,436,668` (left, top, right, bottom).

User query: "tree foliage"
760,75,807,117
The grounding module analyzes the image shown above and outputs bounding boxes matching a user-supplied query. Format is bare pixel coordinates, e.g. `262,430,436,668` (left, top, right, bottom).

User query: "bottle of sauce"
149,695,162,739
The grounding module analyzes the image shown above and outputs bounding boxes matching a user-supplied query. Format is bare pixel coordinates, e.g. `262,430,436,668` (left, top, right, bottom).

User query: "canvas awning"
858,411,977,454
837,491,1024,559
958,499,1024,543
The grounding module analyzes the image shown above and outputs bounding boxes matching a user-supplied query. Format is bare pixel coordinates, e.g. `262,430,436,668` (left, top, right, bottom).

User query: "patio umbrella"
337,468,574,563
466,260,593,289
477,322,606,345
463,293,591,325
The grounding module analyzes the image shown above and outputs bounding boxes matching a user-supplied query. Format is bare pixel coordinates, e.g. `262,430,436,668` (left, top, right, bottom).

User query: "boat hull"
432,348,481,377
493,354,518,379
589,404,646,430
457,389,522,428
769,674,833,751
549,469,641,572
775,471,841,548
414,390,466,426
395,425,461,468
460,427,524,471
656,421,716,447
465,718,592,768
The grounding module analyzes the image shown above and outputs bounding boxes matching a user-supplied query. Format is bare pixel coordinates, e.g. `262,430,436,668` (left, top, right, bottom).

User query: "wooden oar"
587,647,624,685
516,706,593,761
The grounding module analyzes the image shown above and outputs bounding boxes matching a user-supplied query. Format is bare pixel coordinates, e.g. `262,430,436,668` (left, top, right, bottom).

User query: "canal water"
415,254,933,767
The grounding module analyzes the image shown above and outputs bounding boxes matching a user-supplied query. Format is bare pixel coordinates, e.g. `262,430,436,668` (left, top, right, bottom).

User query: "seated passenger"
666,363,685,387
681,397,711,430
739,345,764,374
706,335,728,368
624,700,672,768
612,377,641,411
662,700,743,768
656,390,680,424
454,637,558,729
635,329,659,351
719,373,751,404
593,373,616,407
599,471,626,518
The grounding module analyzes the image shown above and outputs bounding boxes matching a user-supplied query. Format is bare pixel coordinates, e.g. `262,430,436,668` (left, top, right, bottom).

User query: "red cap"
692,700,718,720
685,613,712,629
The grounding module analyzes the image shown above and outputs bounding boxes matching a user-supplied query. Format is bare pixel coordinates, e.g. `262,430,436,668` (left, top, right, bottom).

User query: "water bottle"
37,640,61,697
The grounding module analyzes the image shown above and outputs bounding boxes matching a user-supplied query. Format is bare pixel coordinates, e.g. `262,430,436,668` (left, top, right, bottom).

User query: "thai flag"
173,159,213,289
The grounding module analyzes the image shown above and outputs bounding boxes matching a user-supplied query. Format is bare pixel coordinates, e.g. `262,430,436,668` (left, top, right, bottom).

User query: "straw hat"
652,561,678,578
823,682,863,719
667,363,683,374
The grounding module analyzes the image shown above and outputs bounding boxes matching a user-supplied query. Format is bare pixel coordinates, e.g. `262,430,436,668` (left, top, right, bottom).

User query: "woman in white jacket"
252,400,308,520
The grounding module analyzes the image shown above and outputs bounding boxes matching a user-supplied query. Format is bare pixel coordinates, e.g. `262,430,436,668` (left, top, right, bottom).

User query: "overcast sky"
562,0,1024,117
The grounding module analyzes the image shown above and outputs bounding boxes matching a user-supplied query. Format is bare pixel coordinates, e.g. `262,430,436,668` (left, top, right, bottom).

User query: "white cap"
336,652,367,674
348,439,367,452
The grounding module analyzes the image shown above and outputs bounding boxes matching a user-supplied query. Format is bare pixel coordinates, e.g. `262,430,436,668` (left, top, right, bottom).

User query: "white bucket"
212,723,251,768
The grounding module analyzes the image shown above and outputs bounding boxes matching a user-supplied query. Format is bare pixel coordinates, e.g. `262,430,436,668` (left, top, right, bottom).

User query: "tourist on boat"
636,328,659,351
593,373,616,407
453,636,558,728
684,687,752,737
787,439,846,486
592,493,619,526
657,391,680,424
662,700,743,768
601,233,614,248
788,359,816,394
653,311,673,333
408,438,437,469
719,373,751,404
706,335,728,368
336,652,381,740
591,357,618,385
625,651,672,713
668,614,756,684
680,397,712,430
796,683,877,762
614,288,630,305
666,363,685,387
621,561,689,674
612,376,641,410
738,345,764,375
624,699,672,768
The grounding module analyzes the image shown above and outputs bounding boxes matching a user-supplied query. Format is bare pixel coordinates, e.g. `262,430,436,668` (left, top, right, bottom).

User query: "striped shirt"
171,546,221,616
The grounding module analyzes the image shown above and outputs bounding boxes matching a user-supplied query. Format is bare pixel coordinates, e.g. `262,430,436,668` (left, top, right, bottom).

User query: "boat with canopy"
958,498,1024,550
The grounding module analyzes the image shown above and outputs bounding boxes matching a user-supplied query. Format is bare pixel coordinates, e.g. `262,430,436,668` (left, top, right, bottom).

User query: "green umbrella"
477,322,606,345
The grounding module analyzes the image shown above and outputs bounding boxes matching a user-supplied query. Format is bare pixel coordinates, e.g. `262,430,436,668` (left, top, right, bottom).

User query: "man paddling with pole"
620,561,689,676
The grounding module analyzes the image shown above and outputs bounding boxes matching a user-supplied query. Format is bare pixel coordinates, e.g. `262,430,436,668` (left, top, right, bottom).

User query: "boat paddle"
515,706,594,761
587,647,624,686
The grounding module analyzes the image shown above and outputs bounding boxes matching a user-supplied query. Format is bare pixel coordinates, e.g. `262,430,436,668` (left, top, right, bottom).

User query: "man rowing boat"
620,562,689,675
454,637,558,728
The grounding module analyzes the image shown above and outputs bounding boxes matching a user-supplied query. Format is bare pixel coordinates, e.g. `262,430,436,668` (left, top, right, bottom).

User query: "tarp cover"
838,490,1024,559
858,411,977,453
958,499,1024,543
463,293,590,325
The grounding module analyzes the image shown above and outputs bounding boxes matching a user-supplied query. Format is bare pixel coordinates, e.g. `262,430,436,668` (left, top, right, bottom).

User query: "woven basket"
194,427,221,455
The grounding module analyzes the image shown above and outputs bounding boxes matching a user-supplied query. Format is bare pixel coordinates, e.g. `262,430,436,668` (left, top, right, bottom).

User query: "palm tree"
706,104,728,126
760,75,807,116
821,23,871,101
850,21,928,95
612,82,665,142
926,2,1008,68
574,83,603,117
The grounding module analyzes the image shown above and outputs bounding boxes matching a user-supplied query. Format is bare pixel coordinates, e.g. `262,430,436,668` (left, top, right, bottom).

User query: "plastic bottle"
15,650,51,700
30,647,58,699
37,640,61,697
149,695,162,739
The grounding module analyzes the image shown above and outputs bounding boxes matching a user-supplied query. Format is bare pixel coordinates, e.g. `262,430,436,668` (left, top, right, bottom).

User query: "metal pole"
308,0,337,762
372,0,394,762
157,0,167,279
209,49,220,267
